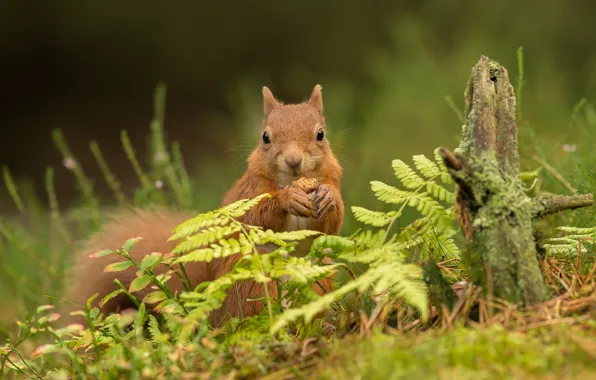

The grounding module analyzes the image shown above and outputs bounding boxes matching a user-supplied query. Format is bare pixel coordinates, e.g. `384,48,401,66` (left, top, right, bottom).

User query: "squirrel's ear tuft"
263,86,280,116
308,84,323,114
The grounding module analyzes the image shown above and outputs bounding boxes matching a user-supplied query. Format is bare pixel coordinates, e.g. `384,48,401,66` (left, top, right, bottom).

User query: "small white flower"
62,158,77,170
155,180,164,189
562,143,577,153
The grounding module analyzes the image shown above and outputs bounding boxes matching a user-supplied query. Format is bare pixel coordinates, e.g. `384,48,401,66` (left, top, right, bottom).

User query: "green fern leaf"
407,193,450,225
370,181,411,204
338,245,405,265
413,154,442,179
171,225,242,254
271,260,428,333
147,315,169,343
425,182,455,203
556,226,596,234
351,206,397,227
219,193,271,217
169,212,230,240
352,229,387,247
543,244,580,256
271,230,322,241
310,235,356,256
392,159,425,189
173,238,252,263
270,256,339,283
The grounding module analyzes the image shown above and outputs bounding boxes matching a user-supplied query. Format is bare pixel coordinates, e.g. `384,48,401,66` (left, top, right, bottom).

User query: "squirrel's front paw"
313,184,336,219
283,187,317,218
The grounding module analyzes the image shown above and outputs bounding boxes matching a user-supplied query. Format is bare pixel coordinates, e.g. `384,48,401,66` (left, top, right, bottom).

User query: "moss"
314,324,596,379
448,56,549,305
461,153,546,304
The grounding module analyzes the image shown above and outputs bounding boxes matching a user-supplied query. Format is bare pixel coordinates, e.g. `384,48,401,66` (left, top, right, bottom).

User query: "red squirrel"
62,85,344,328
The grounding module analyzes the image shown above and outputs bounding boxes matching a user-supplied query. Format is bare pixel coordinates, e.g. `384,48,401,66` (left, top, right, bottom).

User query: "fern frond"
407,193,450,224
310,235,356,256
556,226,596,234
352,229,387,247
351,206,397,227
270,256,339,283
218,193,271,217
271,260,428,333
413,154,442,179
542,244,582,256
269,230,322,242
432,235,461,259
370,181,410,204
425,182,455,203
172,240,251,263
392,159,425,189
169,212,230,240
338,245,406,265
542,225,595,258
171,225,242,254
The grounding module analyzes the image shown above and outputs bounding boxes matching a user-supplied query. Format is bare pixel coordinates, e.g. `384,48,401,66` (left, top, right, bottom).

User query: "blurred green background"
0,1,595,325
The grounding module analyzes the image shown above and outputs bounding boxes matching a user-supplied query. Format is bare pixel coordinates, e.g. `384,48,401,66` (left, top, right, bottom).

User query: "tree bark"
438,56,593,306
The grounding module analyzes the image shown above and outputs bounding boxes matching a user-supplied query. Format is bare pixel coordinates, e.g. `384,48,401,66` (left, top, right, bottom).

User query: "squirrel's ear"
262,86,280,116
308,84,323,114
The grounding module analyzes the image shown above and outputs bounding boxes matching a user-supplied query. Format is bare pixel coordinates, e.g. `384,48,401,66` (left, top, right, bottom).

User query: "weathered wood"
439,55,593,306
533,194,594,218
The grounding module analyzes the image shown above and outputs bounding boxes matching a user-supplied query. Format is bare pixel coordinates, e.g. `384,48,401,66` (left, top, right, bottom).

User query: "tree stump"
439,56,594,306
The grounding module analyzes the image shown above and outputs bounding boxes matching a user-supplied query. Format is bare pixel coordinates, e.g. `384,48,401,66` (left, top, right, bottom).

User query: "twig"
532,154,578,193
533,194,594,218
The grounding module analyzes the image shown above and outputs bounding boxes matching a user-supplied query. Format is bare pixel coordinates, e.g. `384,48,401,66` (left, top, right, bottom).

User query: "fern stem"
2,352,39,380
164,263,193,292
383,174,441,243
177,263,194,291
7,343,43,379
232,219,275,326
114,279,141,309
46,329,86,374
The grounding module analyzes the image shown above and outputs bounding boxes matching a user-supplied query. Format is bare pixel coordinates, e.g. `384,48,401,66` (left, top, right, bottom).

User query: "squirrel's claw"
314,184,335,219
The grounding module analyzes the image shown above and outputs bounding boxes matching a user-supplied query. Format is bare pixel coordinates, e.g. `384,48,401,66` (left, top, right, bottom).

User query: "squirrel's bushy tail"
60,208,212,326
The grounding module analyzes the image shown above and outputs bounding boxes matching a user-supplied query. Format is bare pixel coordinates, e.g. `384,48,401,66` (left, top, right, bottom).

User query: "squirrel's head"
249,84,336,186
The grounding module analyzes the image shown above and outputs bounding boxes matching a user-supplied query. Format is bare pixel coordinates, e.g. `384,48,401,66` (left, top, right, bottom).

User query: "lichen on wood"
438,56,594,306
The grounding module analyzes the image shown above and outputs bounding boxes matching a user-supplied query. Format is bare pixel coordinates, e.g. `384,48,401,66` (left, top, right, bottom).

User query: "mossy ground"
310,324,596,380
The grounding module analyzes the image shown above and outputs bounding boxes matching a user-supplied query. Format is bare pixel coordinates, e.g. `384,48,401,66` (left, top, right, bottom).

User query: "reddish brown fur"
62,85,343,328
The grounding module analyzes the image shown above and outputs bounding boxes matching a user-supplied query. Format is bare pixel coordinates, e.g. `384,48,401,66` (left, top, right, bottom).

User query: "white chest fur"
280,214,318,309
285,215,310,231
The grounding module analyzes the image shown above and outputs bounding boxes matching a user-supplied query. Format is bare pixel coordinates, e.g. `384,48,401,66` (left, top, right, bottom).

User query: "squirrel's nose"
285,155,303,169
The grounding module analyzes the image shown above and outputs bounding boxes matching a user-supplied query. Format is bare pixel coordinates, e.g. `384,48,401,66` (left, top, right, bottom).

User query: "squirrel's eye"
262,131,271,144
316,128,324,141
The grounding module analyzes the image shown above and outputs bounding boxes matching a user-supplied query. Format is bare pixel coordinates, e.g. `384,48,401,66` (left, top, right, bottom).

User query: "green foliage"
1,44,595,377
543,226,595,258
315,324,596,379
0,150,458,378
271,149,459,333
